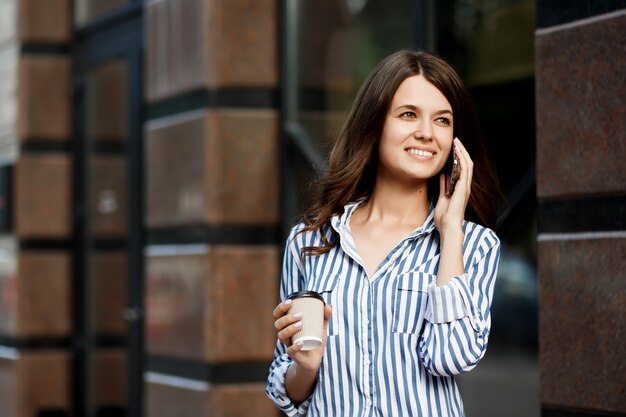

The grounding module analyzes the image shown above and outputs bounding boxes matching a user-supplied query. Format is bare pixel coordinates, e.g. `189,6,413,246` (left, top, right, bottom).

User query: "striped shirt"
266,200,501,416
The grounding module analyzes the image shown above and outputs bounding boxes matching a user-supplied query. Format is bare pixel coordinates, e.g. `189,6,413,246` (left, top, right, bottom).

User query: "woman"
267,50,501,416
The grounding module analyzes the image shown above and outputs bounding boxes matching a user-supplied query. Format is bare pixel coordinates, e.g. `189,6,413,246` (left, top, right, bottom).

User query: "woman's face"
377,74,454,186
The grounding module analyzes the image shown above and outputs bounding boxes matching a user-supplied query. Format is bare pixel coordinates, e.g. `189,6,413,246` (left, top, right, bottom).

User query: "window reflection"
86,60,128,143
298,0,413,114
435,0,538,351
292,0,413,214
434,1,539,416
437,0,535,86
75,0,128,26
285,0,539,415
83,56,130,416
0,237,16,336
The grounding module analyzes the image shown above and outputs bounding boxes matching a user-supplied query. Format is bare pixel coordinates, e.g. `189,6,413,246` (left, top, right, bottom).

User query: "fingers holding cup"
286,291,326,351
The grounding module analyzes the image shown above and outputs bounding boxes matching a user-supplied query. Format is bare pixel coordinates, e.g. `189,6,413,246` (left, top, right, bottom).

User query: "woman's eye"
435,117,451,125
401,111,416,118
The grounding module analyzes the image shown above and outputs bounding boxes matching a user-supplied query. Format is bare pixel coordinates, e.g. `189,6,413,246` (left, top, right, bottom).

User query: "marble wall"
535,3,626,416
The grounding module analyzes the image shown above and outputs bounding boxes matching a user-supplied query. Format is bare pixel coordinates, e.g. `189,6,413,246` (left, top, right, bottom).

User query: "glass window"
0,237,17,336
434,1,539,416
286,0,414,215
0,45,18,163
283,1,539,415
73,6,143,417
434,0,538,350
75,0,129,26
81,56,131,417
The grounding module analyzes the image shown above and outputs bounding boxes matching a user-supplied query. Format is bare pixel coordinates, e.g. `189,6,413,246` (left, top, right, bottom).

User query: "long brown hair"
300,50,499,256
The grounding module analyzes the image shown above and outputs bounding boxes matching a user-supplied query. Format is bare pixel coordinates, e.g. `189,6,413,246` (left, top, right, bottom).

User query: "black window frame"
72,2,144,416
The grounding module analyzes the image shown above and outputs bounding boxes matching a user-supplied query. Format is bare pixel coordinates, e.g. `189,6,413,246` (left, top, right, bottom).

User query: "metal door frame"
73,4,144,416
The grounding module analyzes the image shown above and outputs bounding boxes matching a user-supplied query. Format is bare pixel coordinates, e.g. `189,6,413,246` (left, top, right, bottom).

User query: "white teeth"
407,149,433,157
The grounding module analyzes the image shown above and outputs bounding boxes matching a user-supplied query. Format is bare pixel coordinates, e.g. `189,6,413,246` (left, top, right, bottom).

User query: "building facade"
535,1,626,416
0,0,623,416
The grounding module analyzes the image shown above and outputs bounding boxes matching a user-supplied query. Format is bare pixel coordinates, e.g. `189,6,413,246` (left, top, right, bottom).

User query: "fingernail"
284,299,292,305
293,312,303,318
296,340,304,346
294,321,302,328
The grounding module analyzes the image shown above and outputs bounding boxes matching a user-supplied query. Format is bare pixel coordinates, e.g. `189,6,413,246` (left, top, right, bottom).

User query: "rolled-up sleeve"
420,228,500,377
266,352,312,416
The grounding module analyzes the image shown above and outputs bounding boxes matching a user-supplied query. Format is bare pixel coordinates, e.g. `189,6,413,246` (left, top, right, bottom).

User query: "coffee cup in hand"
287,291,326,351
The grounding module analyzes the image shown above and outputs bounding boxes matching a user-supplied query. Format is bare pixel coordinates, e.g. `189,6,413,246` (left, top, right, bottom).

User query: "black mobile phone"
446,149,459,196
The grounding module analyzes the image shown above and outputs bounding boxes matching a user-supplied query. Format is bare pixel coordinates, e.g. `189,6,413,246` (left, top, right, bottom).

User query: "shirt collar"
331,199,437,239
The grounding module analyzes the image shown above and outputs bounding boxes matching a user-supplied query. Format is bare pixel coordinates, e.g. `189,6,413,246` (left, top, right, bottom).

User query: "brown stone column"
535,4,626,417
0,0,73,416
144,0,280,415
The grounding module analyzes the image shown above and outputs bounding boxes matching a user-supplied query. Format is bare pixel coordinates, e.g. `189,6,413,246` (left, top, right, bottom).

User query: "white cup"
287,291,325,351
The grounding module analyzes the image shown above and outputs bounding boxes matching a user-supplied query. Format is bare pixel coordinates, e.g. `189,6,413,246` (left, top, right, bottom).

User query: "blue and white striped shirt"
267,201,501,416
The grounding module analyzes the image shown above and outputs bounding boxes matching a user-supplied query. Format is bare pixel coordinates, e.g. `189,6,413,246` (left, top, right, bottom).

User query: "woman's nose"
413,123,433,140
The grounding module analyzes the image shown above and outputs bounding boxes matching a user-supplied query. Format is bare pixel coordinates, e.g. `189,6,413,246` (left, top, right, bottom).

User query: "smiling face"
377,74,454,187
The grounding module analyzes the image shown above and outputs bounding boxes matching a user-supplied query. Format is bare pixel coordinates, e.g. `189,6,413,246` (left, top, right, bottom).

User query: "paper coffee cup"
287,290,325,351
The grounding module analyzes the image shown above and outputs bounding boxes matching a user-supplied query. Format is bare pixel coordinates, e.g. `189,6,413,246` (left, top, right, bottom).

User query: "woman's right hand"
273,299,333,373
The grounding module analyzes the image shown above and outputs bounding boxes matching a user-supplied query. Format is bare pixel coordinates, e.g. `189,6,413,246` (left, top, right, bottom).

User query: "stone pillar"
0,0,73,416
143,0,280,415
535,3,626,416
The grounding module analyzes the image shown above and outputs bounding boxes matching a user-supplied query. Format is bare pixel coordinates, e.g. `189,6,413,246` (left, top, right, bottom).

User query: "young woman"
267,50,501,416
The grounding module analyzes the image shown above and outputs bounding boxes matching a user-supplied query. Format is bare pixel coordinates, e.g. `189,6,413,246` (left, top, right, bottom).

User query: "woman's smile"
405,146,436,158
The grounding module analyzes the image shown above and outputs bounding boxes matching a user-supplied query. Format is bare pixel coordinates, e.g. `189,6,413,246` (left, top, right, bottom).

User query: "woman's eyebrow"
392,104,453,116
393,104,418,112
434,109,453,117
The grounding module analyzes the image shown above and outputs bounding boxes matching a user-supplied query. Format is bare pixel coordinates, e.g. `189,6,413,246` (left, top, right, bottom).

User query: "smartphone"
446,148,459,196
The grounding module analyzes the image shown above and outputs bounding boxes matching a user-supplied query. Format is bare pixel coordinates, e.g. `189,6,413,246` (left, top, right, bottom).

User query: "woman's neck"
357,178,430,227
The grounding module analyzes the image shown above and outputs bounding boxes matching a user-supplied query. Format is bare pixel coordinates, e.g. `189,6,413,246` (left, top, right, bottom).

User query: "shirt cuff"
425,275,472,324
266,356,312,416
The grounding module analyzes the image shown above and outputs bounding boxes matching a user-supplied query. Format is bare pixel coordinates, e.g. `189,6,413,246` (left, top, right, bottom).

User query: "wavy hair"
300,50,499,256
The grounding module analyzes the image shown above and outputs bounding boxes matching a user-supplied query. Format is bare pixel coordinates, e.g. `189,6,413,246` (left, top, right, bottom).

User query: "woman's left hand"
434,137,473,236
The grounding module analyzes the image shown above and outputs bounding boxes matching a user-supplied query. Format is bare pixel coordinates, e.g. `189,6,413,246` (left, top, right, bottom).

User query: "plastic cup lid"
287,290,325,304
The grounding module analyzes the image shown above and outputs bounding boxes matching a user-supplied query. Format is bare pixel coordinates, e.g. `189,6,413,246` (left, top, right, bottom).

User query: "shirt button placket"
367,283,377,416
361,282,373,415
